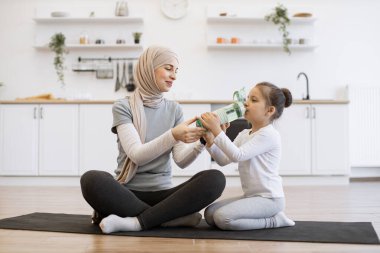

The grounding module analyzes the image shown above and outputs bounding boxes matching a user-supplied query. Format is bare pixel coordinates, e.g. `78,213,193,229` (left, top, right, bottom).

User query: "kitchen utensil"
72,62,95,72
96,62,114,79
115,62,121,92
120,61,127,89
126,62,135,92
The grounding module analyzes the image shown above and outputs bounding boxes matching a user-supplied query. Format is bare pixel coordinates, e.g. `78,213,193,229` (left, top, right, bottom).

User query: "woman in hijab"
80,46,226,233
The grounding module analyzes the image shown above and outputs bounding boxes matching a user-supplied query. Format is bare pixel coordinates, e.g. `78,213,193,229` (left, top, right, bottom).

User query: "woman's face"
154,59,179,92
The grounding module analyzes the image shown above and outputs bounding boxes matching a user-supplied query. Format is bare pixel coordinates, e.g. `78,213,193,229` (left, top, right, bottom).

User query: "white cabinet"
275,103,349,175
0,104,79,176
38,104,79,175
79,104,118,175
311,104,349,175
0,105,39,175
275,104,311,175
171,104,212,176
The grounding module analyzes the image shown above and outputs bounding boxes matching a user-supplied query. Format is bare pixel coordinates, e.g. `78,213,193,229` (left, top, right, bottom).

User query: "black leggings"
80,169,226,230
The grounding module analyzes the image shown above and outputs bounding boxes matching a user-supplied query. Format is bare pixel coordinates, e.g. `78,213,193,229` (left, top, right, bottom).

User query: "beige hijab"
117,46,179,183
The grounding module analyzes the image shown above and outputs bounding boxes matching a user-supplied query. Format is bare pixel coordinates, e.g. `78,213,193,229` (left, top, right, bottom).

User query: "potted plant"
265,4,291,54
49,33,68,86
132,32,142,44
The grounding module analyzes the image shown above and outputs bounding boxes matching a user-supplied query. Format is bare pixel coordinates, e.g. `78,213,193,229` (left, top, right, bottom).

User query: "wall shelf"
207,16,317,24
207,43,317,51
34,44,143,50
33,12,144,53
33,16,143,24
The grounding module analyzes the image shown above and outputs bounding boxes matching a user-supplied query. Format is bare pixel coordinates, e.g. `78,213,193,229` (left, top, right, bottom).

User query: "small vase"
115,1,129,16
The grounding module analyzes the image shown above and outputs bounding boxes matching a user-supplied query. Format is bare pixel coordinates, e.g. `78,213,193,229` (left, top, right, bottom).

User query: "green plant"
132,32,142,44
49,33,67,86
265,4,291,54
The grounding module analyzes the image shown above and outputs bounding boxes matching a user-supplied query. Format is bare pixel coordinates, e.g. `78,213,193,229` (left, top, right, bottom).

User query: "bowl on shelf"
293,12,312,18
51,11,70,18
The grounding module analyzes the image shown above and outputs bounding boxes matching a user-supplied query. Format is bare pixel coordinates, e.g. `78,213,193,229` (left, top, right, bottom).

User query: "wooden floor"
0,182,380,253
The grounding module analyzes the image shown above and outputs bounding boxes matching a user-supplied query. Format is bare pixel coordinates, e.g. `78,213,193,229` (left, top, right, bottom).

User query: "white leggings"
204,195,285,230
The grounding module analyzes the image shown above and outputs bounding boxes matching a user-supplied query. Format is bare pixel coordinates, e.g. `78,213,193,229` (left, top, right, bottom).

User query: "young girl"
198,82,295,230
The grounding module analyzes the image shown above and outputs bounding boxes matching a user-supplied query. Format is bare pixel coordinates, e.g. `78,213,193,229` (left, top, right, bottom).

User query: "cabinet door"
171,104,212,176
312,104,349,175
0,104,39,175
38,104,79,175
275,104,312,175
79,104,118,175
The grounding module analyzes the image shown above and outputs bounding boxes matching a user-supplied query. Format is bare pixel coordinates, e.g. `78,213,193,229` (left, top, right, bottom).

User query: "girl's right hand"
202,131,215,147
221,122,230,132
172,117,206,143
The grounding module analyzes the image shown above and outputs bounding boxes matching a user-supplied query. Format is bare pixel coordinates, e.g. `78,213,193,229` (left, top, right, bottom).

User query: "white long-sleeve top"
117,123,205,169
207,124,284,198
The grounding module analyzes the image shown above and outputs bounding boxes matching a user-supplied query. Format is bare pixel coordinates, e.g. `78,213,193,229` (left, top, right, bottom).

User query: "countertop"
0,99,349,104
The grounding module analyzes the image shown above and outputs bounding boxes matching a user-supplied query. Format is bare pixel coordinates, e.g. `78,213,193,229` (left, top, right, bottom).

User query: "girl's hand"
172,117,206,143
202,130,215,148
221,122,230,133
199,112,222,136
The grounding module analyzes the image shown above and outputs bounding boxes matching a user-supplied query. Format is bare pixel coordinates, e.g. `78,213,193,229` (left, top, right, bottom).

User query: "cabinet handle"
312,107,316,119
40,107,44,119
305,107,310,118
33,107,37,119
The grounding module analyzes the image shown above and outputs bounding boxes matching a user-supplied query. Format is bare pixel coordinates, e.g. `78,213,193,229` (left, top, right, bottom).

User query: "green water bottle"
196,88,246,128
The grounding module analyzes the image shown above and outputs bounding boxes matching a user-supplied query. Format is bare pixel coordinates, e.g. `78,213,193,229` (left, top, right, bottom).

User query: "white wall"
0,0,380,100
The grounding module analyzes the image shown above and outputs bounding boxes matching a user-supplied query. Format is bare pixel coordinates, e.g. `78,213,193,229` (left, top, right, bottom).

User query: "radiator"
348,85,380,167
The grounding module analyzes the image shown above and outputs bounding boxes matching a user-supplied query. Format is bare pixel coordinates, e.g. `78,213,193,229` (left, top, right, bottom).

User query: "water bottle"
196,88,246,127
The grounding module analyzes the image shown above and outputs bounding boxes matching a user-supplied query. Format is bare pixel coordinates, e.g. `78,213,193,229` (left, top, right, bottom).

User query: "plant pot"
134,39,140,44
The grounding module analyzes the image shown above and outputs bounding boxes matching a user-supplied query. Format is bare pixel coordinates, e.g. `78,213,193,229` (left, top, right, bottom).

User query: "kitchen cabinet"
79,104,118,175
171,104,212,176
0,104,79,176
275,103,349,175
0,105,39,175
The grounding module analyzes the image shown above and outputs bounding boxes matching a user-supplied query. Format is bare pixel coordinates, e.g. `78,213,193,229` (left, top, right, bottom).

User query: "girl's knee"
213,210,232,230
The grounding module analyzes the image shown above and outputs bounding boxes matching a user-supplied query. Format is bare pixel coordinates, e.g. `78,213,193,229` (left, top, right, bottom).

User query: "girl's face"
244,86,274,124
154,59,179,92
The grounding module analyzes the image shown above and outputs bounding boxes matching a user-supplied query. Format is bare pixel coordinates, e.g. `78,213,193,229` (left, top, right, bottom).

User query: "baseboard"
0,175,350,187
172,175,350,187
350,167,380,178
0,176,81,186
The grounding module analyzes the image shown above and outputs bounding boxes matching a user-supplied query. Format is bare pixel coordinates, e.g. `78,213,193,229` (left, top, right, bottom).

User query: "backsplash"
0,0,379,101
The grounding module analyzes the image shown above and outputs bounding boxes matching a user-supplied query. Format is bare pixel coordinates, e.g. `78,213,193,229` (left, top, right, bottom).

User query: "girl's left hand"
199,112,222,136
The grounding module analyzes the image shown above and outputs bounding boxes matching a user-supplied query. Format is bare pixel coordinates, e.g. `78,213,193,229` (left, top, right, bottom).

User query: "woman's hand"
199,112,222,137
172,117,206,143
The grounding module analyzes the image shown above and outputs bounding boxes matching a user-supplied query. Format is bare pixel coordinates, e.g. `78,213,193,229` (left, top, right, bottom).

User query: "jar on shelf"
79,32,89,45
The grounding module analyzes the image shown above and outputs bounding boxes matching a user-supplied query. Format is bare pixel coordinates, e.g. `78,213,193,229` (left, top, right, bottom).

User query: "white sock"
273,212,295,228
99,214,142,233
161,213,202,227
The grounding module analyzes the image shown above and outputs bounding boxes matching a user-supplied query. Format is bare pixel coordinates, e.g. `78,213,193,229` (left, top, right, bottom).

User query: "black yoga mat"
0,213,379,244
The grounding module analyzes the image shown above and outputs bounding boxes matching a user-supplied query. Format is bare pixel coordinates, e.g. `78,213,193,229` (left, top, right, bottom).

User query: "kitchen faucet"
297,72,310,100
